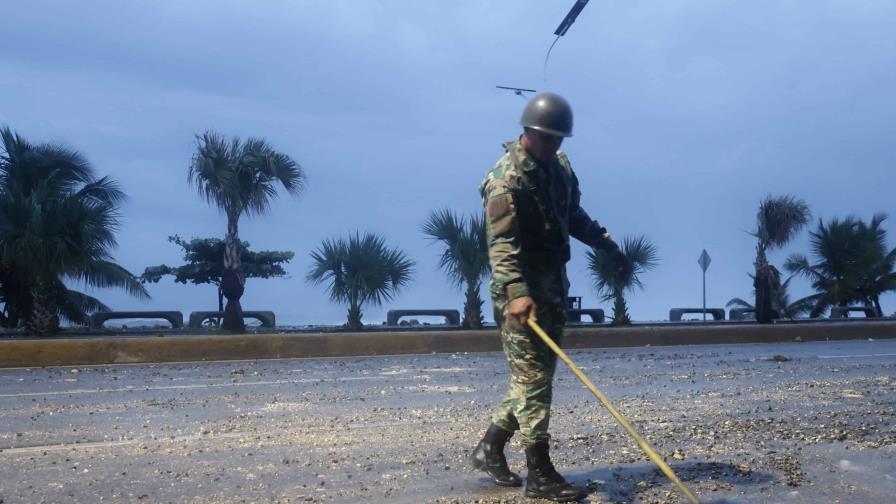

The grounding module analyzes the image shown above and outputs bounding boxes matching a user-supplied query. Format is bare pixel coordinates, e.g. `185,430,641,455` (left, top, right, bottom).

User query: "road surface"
1,339,894,503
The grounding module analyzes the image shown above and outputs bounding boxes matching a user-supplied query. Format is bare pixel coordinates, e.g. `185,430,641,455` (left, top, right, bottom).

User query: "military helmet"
520,92,573,137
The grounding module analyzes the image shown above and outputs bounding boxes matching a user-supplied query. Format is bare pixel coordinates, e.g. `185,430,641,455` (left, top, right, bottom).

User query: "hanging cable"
544,0,591,82
543,34,562,83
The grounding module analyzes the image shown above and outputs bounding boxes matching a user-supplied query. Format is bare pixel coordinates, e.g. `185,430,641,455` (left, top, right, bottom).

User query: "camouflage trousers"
490,300,566,446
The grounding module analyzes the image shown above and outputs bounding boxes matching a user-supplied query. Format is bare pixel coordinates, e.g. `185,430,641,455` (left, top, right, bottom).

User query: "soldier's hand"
507,296,537,326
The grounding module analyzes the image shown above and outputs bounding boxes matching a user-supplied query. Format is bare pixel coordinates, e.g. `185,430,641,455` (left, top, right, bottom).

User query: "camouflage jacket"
480,139,617,303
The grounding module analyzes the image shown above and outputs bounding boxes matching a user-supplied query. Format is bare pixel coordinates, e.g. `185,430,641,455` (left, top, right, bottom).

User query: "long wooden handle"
527,319,700,504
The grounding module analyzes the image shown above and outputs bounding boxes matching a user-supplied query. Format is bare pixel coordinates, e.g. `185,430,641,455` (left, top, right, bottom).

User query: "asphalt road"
1,339,894,503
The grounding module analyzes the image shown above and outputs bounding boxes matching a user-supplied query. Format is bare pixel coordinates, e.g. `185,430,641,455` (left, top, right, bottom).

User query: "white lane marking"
818,353,896,359
0,431,248,455
1,419,455,454
0,380,288,398
347,419,450,430
0,349,487,372
0,439,140,454
0,375,412,398
289,371,403,381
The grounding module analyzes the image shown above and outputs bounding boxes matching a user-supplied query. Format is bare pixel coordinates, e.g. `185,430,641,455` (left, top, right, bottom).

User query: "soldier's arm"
483,181,530,301
567,173,620,253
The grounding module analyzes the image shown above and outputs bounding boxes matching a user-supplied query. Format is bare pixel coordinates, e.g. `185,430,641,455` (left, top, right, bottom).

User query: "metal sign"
698,250,712,272
698,250,711,321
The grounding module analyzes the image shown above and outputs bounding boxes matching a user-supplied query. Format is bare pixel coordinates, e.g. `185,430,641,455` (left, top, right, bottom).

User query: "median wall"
1,320,894,368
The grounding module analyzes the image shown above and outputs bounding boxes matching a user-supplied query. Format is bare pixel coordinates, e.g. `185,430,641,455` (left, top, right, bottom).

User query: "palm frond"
423,208,463,244
756,195,811,250
306,238,348,303
726,297,754,309
588,235,658,296
56,288,110,325
588,235,659,320
621,235,659,290
785,294,819,318
1,128,145,329
189,131,237,216
75,176,127,206
422,208,488,290
784,254,822,282
189,132,305,221
786,214,895,314
307,232,415,322
789,292,829,318
72,260,150,300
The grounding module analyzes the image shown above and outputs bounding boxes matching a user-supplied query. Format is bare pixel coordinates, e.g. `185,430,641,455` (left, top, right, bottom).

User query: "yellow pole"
527,318,700,504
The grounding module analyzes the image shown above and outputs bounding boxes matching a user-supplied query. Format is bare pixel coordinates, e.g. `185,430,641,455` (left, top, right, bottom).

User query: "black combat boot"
524,441,588,502
469,423,522,487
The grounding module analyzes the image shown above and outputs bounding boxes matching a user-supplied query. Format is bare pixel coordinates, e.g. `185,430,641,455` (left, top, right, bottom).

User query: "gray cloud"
2,1,894,324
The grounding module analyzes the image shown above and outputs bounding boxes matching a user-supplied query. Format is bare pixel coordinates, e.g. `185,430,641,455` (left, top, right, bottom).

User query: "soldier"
470,92,631,502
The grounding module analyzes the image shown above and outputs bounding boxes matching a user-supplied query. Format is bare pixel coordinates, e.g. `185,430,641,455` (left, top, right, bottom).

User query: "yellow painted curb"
0,321,893,368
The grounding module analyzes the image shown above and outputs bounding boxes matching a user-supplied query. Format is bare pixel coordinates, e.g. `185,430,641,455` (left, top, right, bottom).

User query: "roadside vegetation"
140,235,294,313
422,209,489,329
587,236,659,325
1,127,893,334
306,232,415,331
751,195,811,323
726,274,814,320
188,132,304,332
732,200,895,320
785,214,896,317
0,127,148,335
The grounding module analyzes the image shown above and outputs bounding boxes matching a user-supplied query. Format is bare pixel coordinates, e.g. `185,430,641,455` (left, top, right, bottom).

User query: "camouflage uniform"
480,138,617,446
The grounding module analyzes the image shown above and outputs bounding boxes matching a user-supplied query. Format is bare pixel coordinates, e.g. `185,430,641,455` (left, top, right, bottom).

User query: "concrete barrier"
188,311,276,328
568,308,604,324
670,308,725,321
729,308,756,321
386,309,460,326
1,321,894,368
830,306,877,318
90,311,184,329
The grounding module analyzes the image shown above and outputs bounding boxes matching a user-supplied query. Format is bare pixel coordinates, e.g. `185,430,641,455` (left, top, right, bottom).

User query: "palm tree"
752,195,811,323
853,215,896,316
188,132,305,331
0,127,148,335
786,214,895,317
307,232,415,331
422,208,489,328
587,236,658,325
726,270,815,320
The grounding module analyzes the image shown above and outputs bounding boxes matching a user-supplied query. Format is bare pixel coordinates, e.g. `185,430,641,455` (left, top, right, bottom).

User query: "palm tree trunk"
873,296,883,318
221,215,245,332
26,284,60,337
346,300,363,331
754,243,774,324
215,284,224,326
612,291,631,326
462,281,484,329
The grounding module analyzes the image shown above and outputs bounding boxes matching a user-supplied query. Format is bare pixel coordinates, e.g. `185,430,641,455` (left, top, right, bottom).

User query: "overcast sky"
2,1,895,325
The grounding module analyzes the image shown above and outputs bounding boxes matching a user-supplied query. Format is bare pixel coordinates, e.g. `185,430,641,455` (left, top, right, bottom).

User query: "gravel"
0,339,893,503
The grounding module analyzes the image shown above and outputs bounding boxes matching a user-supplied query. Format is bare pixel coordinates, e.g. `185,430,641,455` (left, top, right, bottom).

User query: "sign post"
698,250,712,321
